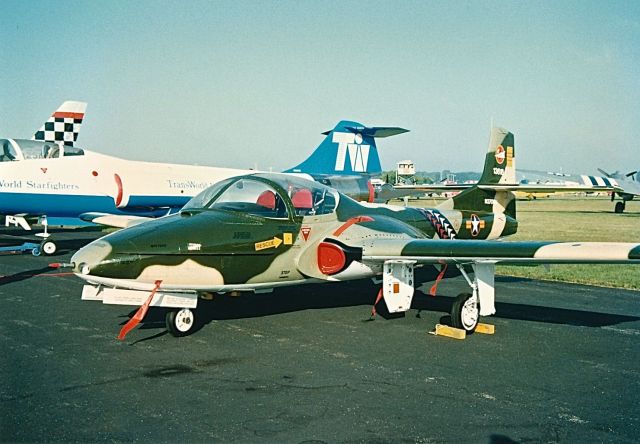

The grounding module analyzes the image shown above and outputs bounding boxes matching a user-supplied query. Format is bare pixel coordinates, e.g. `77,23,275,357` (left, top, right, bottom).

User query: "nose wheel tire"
451,292,479,333
40,239,57,256
166,308,195,337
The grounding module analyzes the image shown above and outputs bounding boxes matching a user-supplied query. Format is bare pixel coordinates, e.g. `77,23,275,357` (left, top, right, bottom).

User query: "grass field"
402,196,640,290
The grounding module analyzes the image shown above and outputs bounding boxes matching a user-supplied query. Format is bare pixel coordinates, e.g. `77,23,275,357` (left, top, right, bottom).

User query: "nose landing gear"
166,308,196,337
40,238,57,256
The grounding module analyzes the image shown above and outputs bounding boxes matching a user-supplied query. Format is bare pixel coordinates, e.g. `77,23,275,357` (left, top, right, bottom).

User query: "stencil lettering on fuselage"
333,132,370,172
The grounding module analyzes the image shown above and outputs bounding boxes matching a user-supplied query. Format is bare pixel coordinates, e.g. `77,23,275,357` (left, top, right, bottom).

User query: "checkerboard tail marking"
32,101,87,147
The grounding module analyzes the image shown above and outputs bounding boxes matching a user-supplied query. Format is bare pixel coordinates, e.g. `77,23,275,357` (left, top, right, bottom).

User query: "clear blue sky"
1,0,638,174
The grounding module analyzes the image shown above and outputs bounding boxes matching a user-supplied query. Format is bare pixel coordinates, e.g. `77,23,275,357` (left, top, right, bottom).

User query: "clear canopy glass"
0,139,84,162
182,174,339,218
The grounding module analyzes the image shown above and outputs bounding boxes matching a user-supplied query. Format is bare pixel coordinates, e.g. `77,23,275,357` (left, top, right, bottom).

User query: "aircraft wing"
376,183,470,201
80,213,152,229
478,184,619,193
362,239,640,265
376,183,617,202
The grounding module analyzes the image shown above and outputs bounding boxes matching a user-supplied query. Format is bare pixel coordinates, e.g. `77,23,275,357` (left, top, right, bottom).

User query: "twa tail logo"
333,132,370,173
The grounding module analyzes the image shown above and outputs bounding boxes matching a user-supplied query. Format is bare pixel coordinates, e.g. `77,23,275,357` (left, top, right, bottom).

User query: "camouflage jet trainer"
71,128,640,338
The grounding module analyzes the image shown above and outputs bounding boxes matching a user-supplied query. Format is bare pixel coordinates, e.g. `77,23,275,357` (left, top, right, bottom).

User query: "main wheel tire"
614,201,625,213
40,239,57,256
166,308,196,337
451,292,479,333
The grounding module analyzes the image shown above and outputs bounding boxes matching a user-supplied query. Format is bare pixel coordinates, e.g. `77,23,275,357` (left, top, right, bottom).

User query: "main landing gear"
376,260,496,335
614,201,626,213
449,263,496,333
165,308,196,337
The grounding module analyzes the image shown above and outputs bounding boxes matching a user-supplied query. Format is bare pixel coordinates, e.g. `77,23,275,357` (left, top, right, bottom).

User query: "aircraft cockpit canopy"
0,139,84,162
256,173,339,216
182,174,339,219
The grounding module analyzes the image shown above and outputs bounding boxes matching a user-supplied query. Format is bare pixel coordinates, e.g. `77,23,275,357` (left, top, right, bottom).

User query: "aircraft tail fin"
32,101,87,146
283,120,408,177
439,127,517,219
477,127,516,186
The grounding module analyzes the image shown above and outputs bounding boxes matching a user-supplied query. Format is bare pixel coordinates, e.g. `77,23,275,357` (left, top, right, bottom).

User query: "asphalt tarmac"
1,232,639,443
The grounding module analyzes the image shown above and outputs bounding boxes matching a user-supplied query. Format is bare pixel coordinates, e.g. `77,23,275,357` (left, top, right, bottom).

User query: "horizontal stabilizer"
345,126,409,138
322,126,409,138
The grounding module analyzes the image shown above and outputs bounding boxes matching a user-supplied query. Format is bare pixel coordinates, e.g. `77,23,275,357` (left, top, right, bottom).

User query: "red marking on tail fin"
53,111,84,119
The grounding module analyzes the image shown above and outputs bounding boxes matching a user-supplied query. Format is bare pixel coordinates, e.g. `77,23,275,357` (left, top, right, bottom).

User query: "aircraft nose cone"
71,240,113,276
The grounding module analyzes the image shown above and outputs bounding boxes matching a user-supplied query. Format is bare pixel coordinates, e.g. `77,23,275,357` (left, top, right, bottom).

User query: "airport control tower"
395,160,416,185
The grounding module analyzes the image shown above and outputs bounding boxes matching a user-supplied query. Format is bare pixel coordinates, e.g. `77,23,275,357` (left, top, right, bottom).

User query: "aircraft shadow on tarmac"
127,280,384,338
126,275,639,339
0,266,54,286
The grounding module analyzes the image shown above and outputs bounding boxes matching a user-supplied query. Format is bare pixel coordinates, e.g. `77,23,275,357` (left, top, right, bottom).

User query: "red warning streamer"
118,280,162,340
429,263,448,297
370,288,384,318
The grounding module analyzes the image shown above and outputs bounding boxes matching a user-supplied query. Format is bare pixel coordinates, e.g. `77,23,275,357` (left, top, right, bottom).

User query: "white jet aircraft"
0,104,407,254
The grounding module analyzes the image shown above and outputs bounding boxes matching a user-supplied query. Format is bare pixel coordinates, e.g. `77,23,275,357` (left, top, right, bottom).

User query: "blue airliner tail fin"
283,120,408,177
